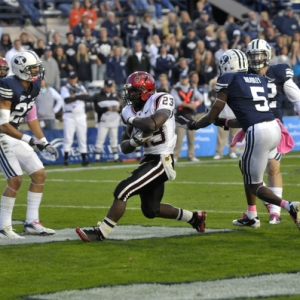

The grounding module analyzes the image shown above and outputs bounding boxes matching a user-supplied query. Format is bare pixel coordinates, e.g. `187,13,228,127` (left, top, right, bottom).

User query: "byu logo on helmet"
14,56,27,65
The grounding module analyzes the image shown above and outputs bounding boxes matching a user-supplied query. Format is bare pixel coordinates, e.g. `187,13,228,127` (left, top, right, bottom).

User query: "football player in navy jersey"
176,49,300,231
246,39,300,224
0,50,58,239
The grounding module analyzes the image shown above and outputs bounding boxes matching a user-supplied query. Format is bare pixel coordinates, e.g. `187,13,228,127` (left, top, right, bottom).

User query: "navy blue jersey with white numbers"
215,72,274,131
249,63,293,121
0,76,41,128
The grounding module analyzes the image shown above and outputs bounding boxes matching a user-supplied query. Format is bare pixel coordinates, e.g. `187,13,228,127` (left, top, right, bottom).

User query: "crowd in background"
0,0,299,160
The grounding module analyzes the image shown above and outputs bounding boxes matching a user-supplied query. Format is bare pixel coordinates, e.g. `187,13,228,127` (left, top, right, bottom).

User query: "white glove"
130,128,153,147
44,143,59,160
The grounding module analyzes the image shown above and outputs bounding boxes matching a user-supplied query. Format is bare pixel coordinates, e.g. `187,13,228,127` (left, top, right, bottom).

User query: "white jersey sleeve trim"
283,78,300,113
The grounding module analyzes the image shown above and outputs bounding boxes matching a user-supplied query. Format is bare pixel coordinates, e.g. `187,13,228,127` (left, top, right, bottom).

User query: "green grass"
0,153,300,299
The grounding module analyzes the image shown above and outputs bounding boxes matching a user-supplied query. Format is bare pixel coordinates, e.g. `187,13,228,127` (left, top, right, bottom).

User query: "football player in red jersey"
0,58,9,79
76,71,207,242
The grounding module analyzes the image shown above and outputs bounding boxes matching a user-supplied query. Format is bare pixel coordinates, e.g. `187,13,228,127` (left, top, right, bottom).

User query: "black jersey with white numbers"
249,64,293,121
0,76,41,128
215,72,274,131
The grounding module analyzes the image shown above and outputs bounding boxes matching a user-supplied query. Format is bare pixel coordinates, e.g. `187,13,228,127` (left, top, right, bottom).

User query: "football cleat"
82,161,90,167
269,213,281,225
76,227,105,242
188,211,206,233
0,226,25,239
289,202,300,230
24,221,55,235
232,213,260,228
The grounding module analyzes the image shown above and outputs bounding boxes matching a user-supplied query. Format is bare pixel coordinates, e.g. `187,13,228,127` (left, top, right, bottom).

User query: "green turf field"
0,153,299,299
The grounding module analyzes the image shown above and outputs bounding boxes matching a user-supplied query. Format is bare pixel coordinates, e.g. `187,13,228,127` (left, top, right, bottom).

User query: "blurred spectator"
99,0,122,15
179,11,194,37
216,27,227,47
195,40,207,57
204,25,218,54
162,12,183,42
273,7,300,36
72,14,98,42
152,43,175,82
189,70,205,119
171,57,189,86
194,10,217,40
5,39,25,76
270,46,279,65
241,11,262,39
79,0,98,30
229,29,242,49
53,45,69,87
0,34,12,57
126,40,151,74
193,1,204,21
180,27,199,59
90,27,113,81
265,27,278,49
101,11,121,46
214,39,228,66
172,72,201,162
189,49,203,81
75,43,92,90
168,34,180,60
51,32,64,52
290,41,300,85
148,34,161,66
133,0,155,18
239,34,251,53
200,50,217,88
277,45,291,64
274,34,285,55
260,11,272,30
61,71,91,167
92,79,121,162
156,73,171,92
121,14,139,48
18,0,43,26
80,26,98,49
35,79,64,130
153,0,175,23
138,13,159,46
41,45,61,91
20,32,35,51
106,45,127,95
224,15,240,43
63,32,78,71
34,39,46,58
69,0,81,30
57,0,73,19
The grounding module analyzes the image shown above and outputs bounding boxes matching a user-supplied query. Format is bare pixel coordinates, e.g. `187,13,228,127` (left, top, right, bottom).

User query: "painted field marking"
0,226,233,246
27,272,300,300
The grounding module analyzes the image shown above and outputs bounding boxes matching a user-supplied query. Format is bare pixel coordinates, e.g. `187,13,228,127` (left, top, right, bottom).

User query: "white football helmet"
11,50,44,82
219,49,248,75
246,39,271,71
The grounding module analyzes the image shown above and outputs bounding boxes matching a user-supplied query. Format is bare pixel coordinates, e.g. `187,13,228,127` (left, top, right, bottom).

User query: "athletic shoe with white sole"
23,221,55,235
188,211,206,233
232,213,260,228
229,153,238,159
289,202,300,230
76,227,105,242
0,226,24,239
269,213,281,224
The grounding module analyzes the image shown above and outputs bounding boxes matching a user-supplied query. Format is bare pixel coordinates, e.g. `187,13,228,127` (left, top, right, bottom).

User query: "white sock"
269,187,282,215
95,153,101,161
99,217,116,238
26,191,42,224
113,153,119,161
0,196,15,229
176,208,193,222
246,211,257,219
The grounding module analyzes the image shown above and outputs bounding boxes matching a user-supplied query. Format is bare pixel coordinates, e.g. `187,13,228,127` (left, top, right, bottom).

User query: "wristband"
21,134,32,143
130,138,139,147
127,117,136,125
225,119,229,127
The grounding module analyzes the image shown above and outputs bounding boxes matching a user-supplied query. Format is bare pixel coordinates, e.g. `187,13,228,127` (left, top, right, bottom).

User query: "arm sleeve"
283,78,300,113
50,87,64,114
25,104,38,122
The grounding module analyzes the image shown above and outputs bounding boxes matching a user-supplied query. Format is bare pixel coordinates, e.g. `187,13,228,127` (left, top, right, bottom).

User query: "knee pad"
141,204,159,219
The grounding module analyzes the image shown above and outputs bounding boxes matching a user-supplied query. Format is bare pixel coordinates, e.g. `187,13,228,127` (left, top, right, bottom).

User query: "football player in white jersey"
76,71,207,242
0,50,58,239
245,39,300,224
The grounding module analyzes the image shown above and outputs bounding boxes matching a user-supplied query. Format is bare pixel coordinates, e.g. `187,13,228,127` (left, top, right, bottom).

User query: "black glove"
29,138,45,151
213,117,229,131
175,116,197,130
44,143,59,160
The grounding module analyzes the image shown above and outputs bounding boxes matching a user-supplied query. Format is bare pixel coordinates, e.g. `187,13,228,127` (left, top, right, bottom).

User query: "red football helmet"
0,57,9,78
123,71,155,108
